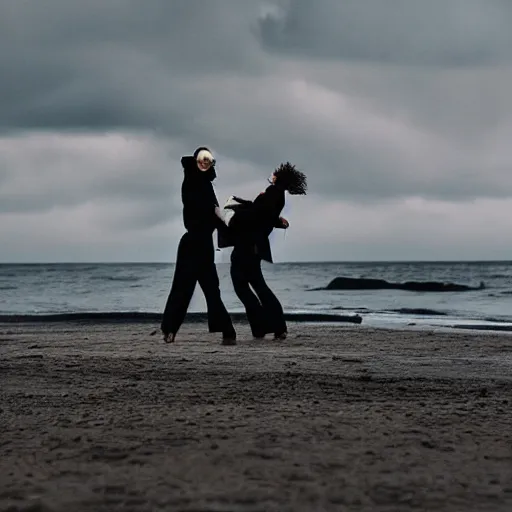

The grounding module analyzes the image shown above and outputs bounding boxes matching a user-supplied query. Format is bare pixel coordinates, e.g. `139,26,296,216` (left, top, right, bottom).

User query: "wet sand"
1,321,512,511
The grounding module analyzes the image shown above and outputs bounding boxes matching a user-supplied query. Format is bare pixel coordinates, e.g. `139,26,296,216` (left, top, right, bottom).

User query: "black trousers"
230,244,287,337
161,232,235,337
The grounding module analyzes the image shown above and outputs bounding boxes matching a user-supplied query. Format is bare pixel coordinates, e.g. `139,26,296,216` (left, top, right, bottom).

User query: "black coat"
218,184,286,263
180,156,223,237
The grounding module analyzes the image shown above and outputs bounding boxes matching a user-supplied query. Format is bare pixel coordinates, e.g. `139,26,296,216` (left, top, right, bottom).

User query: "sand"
1,321,511,512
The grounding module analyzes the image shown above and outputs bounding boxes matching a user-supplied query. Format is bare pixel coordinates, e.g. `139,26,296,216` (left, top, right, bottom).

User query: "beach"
1,320,511,512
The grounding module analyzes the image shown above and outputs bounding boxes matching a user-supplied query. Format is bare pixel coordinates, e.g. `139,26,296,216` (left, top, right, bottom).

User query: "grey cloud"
0,134,185,218
93,199,178,231
257,0,512,66
184,72,512,202
1,0,512,233
0,0,267,132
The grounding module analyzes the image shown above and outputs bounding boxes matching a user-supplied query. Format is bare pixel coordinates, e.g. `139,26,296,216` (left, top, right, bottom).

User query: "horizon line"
1,259,511,265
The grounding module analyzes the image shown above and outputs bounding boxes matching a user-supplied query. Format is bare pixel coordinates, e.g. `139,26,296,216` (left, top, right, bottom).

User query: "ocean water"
1,261,512,331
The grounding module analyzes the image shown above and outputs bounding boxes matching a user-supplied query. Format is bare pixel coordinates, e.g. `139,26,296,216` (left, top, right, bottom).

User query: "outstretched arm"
215,195,253,227
223,186,286,231
231,195,253,205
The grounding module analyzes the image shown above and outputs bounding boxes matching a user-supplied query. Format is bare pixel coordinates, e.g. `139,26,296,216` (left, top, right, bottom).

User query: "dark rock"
316,277,485,292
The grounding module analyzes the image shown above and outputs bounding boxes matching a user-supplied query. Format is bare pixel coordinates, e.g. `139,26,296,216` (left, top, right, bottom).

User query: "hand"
280,217,289,228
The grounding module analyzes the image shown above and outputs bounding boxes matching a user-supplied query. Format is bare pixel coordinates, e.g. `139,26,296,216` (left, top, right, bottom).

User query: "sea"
1,261,512,332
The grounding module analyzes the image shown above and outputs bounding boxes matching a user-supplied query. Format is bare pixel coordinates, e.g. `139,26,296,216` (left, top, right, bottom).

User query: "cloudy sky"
1,0,512,263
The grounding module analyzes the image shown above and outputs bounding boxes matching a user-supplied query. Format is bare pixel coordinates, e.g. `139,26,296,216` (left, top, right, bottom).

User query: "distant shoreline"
1,259,512,265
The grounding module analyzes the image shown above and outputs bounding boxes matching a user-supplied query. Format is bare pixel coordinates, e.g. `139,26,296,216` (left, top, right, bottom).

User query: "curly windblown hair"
273,162,307,195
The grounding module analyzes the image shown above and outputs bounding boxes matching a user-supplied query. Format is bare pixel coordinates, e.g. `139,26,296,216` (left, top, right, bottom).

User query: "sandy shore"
1,321,512,512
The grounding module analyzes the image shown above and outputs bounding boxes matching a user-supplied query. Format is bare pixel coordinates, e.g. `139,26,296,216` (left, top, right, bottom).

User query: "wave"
332,306,370,311
452,324,512,332
389,308,447,316
0,311,363,324
0,286,17,290
89,276,141,282
483,316,512,323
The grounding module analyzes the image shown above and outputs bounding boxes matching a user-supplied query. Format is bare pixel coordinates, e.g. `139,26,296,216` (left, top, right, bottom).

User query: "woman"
161,147,236,345
218,162,307,340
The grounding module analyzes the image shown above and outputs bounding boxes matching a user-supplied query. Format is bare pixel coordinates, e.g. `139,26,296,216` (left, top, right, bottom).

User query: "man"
217,162,307,339
161,147,236,345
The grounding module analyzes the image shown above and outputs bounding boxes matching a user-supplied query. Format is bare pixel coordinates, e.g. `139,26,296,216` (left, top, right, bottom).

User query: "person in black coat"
218,162,307,340
160,147,236,345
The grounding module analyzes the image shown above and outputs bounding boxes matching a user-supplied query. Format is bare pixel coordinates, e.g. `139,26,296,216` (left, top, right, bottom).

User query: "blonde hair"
196,149,214,163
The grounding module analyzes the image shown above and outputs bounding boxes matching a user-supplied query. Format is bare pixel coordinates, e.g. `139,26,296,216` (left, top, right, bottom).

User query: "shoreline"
3,310,512,334
0,311,362,325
